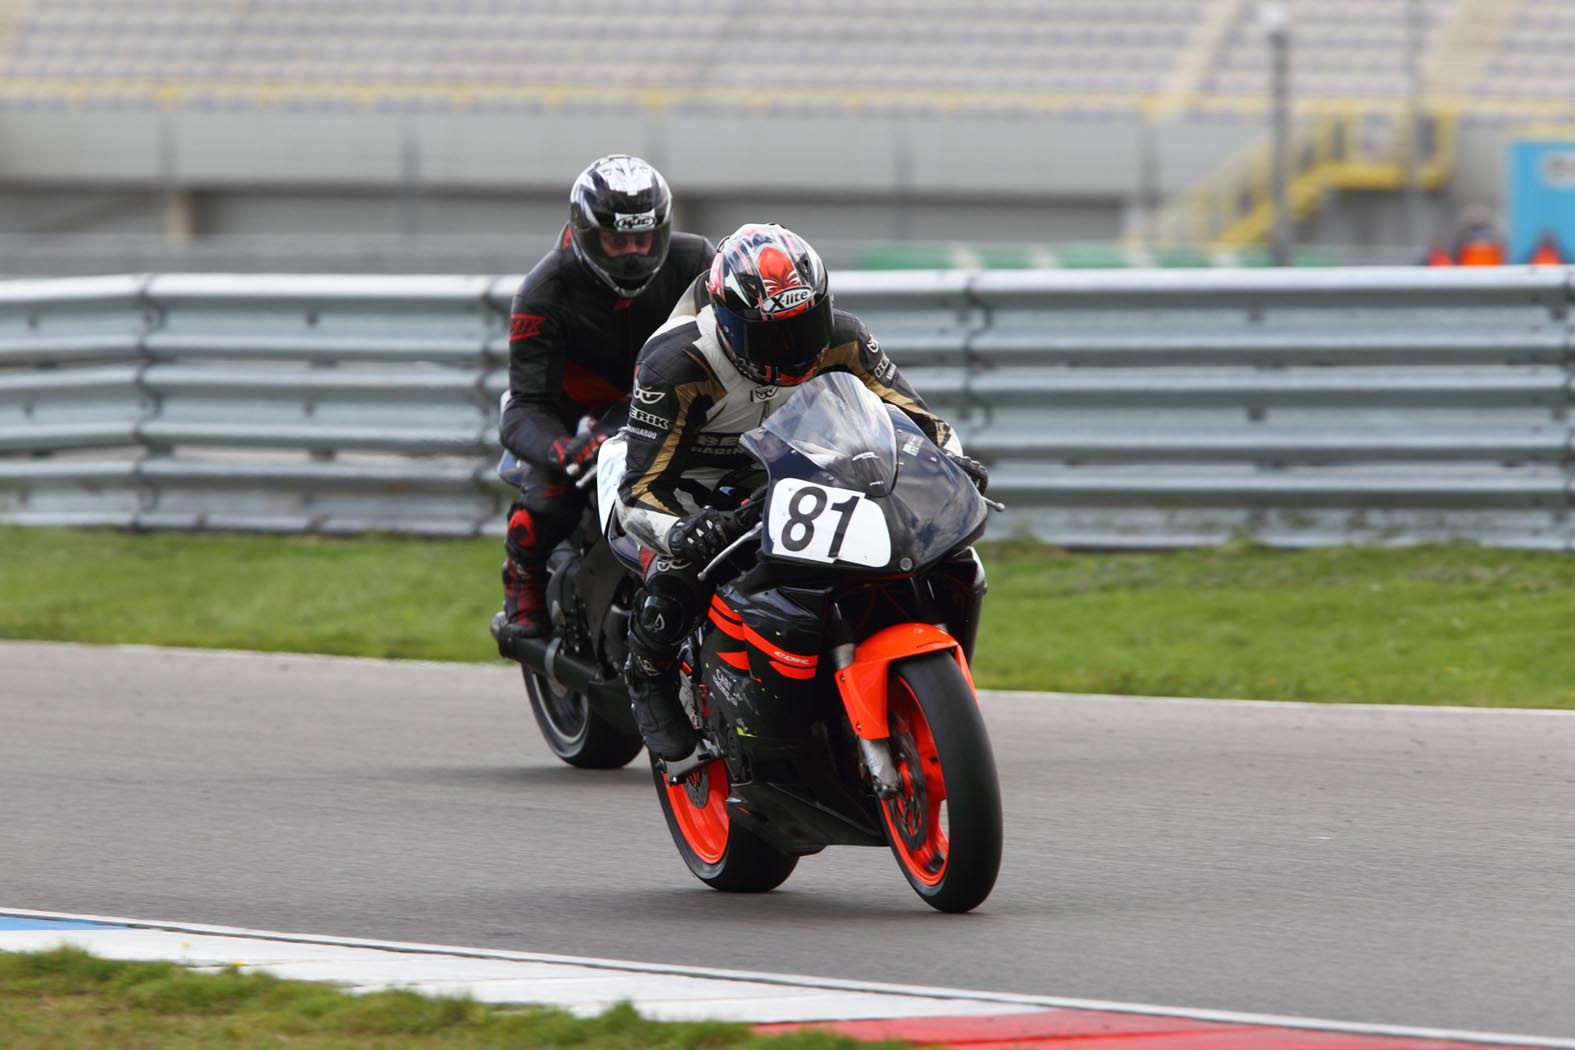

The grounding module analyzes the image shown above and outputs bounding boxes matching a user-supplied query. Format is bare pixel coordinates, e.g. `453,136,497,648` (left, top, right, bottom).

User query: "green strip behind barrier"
853,243,1346,269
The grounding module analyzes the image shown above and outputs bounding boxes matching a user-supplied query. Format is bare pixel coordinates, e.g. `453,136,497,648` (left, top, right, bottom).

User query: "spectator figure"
1527,230,1565,266
1449,205,1506,267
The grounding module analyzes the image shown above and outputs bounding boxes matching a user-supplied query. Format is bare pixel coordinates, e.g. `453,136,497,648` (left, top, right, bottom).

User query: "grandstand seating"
0,0,1570,123
0,0,1206,111
0,0,1569,261
1457,0,1575,119
1196,0,1459,106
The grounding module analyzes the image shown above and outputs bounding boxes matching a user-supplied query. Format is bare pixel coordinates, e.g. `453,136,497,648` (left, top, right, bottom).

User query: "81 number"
779,484,861,559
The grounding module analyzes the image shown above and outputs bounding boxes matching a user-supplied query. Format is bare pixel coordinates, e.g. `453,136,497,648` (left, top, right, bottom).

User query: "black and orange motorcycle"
498,371,1002,912
638,372,1002,913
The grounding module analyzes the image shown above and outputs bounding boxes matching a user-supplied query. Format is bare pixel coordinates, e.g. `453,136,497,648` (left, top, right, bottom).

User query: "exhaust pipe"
503,633,637,735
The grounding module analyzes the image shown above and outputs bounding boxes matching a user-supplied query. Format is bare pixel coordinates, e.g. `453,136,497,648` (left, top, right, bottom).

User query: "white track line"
2,909,1571,1047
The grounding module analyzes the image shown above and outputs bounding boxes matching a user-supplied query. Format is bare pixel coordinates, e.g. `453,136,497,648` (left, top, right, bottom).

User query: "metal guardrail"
2,268,1573,549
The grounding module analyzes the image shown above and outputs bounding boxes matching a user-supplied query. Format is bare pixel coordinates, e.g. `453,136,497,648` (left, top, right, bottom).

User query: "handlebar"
693,487,767,582
699,523,764,583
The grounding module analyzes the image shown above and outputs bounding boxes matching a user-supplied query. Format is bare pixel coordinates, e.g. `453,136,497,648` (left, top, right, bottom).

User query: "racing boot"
625,653,697,761
492,556,549,655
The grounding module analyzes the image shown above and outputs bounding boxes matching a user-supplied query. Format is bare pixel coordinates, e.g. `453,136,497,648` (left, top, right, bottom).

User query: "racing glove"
549,430,608,478
945,450,990,495
666,507,750,565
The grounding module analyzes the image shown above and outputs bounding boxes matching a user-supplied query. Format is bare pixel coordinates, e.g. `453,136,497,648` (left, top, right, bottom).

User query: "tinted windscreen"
743,371,897,495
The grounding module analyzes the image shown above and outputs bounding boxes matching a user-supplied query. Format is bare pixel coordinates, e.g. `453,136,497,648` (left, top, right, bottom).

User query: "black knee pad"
627,556,710,668
631,588,691,652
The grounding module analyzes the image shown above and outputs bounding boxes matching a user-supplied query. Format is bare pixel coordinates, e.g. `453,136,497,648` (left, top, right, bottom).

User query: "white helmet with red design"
706,223,833,387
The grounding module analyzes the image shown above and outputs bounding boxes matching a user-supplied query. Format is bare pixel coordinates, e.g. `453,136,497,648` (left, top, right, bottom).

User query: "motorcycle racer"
493,155,715,648
615,222,989,761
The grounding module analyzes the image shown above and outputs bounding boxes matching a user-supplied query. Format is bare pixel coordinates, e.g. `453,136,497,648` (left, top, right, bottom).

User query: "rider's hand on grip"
550,430,607,478
945,450,990,495
667,507,748,565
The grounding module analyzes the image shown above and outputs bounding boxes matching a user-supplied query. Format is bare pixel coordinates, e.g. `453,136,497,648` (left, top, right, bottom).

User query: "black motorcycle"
492,437,645,770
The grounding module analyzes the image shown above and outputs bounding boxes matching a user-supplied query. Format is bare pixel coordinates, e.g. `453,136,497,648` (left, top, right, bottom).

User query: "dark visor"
597,226,669,283
718,296,833,374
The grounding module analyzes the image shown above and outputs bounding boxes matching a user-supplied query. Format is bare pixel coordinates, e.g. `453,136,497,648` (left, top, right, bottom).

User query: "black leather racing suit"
615,280,976,753
498,226,714,591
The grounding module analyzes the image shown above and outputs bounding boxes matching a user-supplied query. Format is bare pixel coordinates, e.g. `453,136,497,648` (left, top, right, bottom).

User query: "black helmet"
707,223,833,387
568,154,673,297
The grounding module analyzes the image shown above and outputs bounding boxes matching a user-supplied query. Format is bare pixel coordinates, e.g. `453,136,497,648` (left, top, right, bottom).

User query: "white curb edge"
2,908,1571,1047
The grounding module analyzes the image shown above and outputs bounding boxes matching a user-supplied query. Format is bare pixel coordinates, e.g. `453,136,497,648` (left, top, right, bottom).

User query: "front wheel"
524,669,643,769
652,755,798,892
881,651,1003,913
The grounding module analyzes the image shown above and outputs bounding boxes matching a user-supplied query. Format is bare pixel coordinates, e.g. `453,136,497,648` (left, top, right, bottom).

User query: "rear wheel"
652,755,798,892
881,651,1002,913
524,669,643,769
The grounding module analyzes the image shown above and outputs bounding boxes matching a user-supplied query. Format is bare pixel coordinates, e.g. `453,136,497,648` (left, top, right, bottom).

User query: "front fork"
830,616,977,799
827,633,903,798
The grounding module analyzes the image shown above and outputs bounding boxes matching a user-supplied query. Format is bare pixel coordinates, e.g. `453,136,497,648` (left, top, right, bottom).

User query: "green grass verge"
977,538,1575,708
2,526,1572,708
0,946,887,1050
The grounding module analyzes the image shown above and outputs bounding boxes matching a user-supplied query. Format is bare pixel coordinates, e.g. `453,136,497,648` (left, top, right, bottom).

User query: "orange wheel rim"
882,677,949,886
667,759,729,865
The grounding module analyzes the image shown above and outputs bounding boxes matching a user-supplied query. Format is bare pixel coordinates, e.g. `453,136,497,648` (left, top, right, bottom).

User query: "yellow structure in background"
1156,104,1459,248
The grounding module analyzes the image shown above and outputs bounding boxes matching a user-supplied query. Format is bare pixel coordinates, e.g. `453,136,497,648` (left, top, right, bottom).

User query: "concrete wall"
0,188,167,236
1449,124,1514,221
0,102,1489,274
0,108,1197,194
0,102,1260,199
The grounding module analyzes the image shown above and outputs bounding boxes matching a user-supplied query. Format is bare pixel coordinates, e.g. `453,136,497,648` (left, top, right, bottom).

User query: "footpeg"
490,611,512,659
662,740,719,782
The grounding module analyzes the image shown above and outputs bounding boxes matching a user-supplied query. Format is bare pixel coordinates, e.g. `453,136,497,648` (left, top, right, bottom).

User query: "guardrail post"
959,271,992,441
473,278,515,536
131,274,162,527
1562,270,1575,553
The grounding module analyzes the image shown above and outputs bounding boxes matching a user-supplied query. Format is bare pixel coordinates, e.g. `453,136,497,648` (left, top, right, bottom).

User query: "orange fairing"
834,622,976,740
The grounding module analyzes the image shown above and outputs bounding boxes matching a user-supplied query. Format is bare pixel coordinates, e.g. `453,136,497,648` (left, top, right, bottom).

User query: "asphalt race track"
3,641,1572,1038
